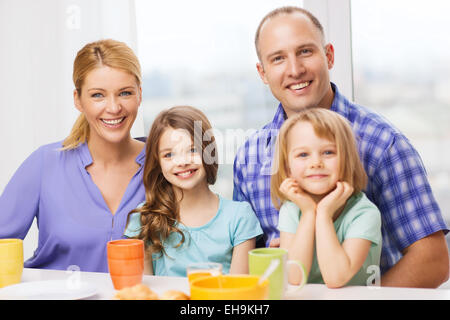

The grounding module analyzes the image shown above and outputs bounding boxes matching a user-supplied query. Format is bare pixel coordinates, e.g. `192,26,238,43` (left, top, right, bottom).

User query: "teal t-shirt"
278,192,382,286
124,195,263,277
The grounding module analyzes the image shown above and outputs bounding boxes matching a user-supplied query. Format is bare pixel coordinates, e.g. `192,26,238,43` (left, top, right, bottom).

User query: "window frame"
303,0,354,100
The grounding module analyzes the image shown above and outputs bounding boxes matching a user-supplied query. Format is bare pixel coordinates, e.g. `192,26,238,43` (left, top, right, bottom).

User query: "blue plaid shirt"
233,82,449,273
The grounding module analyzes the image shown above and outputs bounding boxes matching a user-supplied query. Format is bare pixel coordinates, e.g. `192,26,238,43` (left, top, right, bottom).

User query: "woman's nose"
106,96,122,113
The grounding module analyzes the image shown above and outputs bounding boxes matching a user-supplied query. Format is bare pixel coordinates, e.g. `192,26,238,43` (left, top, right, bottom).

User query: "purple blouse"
0,141,146,272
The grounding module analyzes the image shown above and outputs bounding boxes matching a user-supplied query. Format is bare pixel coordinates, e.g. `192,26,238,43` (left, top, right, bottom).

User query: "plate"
0,280,98,300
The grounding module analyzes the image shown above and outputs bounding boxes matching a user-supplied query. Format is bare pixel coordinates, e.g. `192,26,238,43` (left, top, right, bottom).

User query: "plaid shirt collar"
265,82,343,146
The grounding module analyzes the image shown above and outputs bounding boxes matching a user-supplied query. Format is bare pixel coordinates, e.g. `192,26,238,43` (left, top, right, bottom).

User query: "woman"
0,39,146,272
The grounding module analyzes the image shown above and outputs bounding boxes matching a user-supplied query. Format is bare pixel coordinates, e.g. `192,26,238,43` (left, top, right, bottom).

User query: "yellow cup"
190,275,269,300
0,239,24,288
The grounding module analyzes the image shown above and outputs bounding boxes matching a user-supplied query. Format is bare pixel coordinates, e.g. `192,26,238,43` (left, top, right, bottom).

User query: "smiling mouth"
289,81,311,90
306,174,328,179
175,169,197,178
101,117,126,125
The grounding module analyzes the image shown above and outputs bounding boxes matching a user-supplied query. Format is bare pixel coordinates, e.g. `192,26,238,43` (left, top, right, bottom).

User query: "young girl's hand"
316,181,353,220
280,178,316,214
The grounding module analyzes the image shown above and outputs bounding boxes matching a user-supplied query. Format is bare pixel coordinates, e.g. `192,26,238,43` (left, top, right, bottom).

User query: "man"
233,6,449,287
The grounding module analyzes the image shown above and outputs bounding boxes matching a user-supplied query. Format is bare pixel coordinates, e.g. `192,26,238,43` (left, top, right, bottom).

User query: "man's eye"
272,56,284,63
299,49,312,56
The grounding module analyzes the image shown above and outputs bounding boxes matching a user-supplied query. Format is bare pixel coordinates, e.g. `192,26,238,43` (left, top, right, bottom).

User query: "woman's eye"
91,93,103,98
120,91,132,97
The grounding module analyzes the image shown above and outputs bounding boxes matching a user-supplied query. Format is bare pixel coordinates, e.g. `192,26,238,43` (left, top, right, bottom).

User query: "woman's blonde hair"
62,39,142,150
127,106,218,258
271,108,367,210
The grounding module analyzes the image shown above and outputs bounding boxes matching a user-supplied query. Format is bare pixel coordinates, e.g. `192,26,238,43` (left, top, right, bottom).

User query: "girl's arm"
229,238,256,274
278,178,316,285
280,210,315,285
144,250,154,275
315,216,371,288
315,182,370,288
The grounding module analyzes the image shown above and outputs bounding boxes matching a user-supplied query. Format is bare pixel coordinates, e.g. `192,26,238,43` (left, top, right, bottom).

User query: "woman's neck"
87,135,139,166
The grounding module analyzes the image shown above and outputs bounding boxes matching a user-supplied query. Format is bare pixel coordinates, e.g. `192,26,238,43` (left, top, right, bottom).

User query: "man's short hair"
255,6,325,61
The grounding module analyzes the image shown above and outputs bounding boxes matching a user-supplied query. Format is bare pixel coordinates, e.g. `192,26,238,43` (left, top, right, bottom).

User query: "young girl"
124,106,263,276
271,108,382,288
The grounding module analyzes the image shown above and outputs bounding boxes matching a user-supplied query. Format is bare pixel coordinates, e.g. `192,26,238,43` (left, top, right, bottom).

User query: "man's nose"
287,56,306,78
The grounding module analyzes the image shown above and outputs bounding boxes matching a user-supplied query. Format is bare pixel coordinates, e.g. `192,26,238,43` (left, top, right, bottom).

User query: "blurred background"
1,0,449,270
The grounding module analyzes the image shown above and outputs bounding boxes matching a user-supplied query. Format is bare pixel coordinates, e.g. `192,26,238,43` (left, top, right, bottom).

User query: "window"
351,0,450,228
135,0,304,198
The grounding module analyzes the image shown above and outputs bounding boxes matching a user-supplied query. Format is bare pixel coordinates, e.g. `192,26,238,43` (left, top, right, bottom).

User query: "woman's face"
287,121,340,196
74,66,142,145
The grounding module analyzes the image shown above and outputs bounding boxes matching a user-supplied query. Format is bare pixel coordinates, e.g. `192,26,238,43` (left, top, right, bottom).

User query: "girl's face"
287,121,340,196
74,66,142,145
158,127,207,192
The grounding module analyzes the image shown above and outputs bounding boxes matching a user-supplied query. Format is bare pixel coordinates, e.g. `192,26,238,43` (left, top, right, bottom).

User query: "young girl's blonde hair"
127,106,218,258
62,39,142,150
271,108,367,210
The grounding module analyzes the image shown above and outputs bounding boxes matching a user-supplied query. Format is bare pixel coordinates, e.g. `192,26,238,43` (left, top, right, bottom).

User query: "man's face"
256,13,335,117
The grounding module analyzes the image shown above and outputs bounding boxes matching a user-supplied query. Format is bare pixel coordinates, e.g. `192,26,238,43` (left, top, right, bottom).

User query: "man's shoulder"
234,121,275,161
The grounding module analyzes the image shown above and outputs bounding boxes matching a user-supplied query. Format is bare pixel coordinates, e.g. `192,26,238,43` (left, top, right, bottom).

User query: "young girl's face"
287,121,340,196
158,127,207,191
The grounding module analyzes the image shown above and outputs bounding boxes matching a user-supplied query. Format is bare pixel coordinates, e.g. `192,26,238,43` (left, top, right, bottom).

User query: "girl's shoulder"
219,196,255,217
342,192,381,224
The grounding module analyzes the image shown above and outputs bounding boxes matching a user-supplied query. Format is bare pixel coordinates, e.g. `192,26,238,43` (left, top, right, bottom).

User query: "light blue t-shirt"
124,195,263,277
278,192,382,286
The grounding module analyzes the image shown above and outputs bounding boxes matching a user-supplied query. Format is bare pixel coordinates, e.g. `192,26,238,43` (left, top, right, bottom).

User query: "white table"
2,268,446,300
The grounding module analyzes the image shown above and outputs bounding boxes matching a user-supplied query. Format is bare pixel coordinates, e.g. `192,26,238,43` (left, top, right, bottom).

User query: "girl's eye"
297,152,308,158
163,152,173,158
91,93,103,98
323,150,336,156
190,147,198,153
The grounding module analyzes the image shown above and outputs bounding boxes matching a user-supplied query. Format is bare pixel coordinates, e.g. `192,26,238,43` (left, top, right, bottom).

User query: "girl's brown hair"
128,106,218,257
271,108,367,209
62,39,142,150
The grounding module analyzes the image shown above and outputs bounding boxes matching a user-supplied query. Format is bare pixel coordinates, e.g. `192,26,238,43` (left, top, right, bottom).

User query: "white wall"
0,0,141,260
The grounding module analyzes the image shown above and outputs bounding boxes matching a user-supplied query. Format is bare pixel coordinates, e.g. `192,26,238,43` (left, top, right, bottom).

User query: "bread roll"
160,290,190,300
114,284,159,300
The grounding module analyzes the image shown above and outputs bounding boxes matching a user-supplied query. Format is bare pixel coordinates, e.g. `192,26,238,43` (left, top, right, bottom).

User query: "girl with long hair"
125,106,262,276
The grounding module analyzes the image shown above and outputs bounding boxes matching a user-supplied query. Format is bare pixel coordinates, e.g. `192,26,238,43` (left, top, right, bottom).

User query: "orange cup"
107,239,144,290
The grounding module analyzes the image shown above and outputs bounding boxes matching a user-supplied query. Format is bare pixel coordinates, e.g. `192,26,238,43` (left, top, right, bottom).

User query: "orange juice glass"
187,262,222,284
